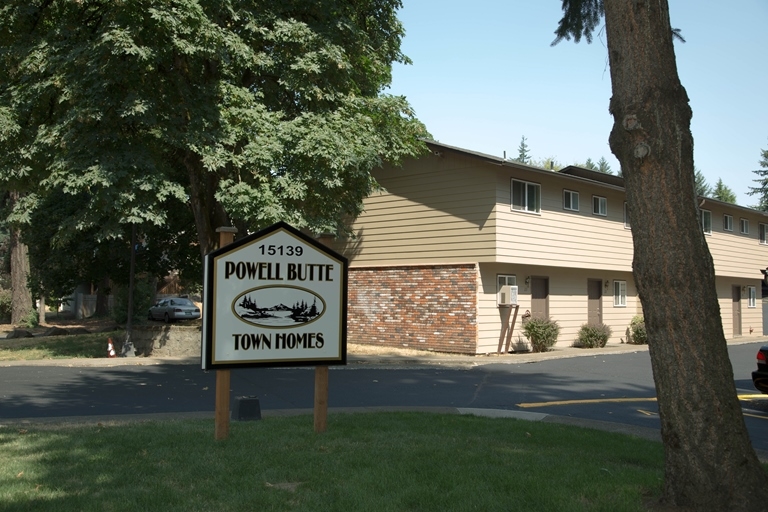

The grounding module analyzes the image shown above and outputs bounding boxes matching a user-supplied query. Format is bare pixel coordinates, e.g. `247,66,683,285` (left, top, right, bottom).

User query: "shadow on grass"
0,413,665,512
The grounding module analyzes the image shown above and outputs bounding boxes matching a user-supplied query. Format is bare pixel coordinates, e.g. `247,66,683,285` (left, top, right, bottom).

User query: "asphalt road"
2,342,767,454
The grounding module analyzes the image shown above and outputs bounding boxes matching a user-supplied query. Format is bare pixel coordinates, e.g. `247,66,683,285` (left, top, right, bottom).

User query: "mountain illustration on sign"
236,291,322,326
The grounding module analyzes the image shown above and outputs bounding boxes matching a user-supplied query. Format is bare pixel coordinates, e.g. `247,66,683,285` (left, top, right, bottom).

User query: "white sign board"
202,222,347,369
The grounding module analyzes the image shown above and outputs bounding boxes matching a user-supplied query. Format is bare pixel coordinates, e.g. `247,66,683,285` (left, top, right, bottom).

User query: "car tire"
148,311,153,321
164,313,170,324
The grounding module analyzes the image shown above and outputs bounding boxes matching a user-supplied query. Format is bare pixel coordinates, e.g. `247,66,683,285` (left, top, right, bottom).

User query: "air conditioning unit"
498,285,518,307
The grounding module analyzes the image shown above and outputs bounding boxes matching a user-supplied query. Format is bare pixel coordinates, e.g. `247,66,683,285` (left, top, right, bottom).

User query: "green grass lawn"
0,412,664,512
0,331,123,361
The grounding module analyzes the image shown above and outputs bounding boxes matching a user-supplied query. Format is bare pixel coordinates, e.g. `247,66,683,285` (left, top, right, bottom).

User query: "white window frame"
748,286,757,308
623,202,631,229
497,275,517,291
740,218,749,235
511,179,541,214
760,224,768,245
701,209,712,235
563,189,579,211
592,195,607,216
613,280,627,307
723,214,733,232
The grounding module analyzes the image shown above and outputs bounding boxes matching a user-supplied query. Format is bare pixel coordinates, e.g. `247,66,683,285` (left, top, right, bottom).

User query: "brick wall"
348,264,478,354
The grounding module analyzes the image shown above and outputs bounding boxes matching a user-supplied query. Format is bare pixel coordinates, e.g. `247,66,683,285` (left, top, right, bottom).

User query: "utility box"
233,396,262,421
498,285,518,307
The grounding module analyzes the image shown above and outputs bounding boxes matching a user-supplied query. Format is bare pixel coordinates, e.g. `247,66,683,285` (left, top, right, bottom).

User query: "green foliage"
0,288,11,322
0,0,429,259
516,135,531,164
522,317,560,352
711,178,737,204
578,157,612,174
18,308,38,329
111,278,155,325
575,323,612,348
596,156,612,174
694,168,711,198
529,157,563,172
552,0,605,45
629,315,647,345
748,143,768,211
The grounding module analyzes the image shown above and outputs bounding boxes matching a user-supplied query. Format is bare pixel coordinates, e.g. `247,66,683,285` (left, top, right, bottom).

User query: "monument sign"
202,222,347,370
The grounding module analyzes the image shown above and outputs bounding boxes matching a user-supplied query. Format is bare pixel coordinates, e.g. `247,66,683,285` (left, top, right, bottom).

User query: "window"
760,224,768,245
511,179,541,213
592,196,607,216
701,210,712,234
613,280,627,307
563,190,579,211
623,202,631,229
740,218,749,234
497,275,517,306
723,214,733,232
497,275,517,288
748,286,757,308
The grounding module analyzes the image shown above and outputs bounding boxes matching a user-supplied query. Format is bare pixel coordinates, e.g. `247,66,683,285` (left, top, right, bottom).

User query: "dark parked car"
148,297,201,322
751,345,768,393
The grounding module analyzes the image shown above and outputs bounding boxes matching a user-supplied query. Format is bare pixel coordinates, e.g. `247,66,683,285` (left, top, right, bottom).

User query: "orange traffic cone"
107,338,116,358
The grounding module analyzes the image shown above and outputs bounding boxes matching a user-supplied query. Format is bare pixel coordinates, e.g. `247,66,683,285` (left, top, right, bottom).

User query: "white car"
148,298,201,322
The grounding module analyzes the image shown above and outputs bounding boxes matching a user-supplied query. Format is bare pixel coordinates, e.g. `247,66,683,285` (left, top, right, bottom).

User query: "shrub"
19,308,39,329
522,317,560,352
628,315,647,344
0,288,11,323
575,323,612,348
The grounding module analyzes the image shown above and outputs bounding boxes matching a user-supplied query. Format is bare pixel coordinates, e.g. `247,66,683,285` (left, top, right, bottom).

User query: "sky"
386,1,768,207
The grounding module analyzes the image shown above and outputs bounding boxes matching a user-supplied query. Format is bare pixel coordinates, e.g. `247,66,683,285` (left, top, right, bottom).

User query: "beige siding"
701,202,768,278
339,153,497,265
342,147,766,353
716,277,763,339
495,171,634,272
476,263,640,354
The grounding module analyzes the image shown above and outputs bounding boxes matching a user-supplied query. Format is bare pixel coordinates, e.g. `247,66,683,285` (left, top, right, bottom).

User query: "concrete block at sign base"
233,396,262,421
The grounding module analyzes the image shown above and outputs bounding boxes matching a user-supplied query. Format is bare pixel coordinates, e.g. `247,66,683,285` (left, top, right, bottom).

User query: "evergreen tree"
596,157,612,174
694,168,712,197
516,136,531,164
554,1,768,508
748,143,768,211
711,178,737,204
579,157,612,174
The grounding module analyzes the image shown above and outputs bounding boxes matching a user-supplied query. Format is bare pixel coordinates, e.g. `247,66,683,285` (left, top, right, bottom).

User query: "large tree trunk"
184,150,231,259
9,192,33,326
603,2,768,509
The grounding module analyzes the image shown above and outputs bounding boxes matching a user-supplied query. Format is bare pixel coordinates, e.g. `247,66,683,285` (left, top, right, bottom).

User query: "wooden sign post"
314,366,329,432
214,227,237,441
201,222,347,439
